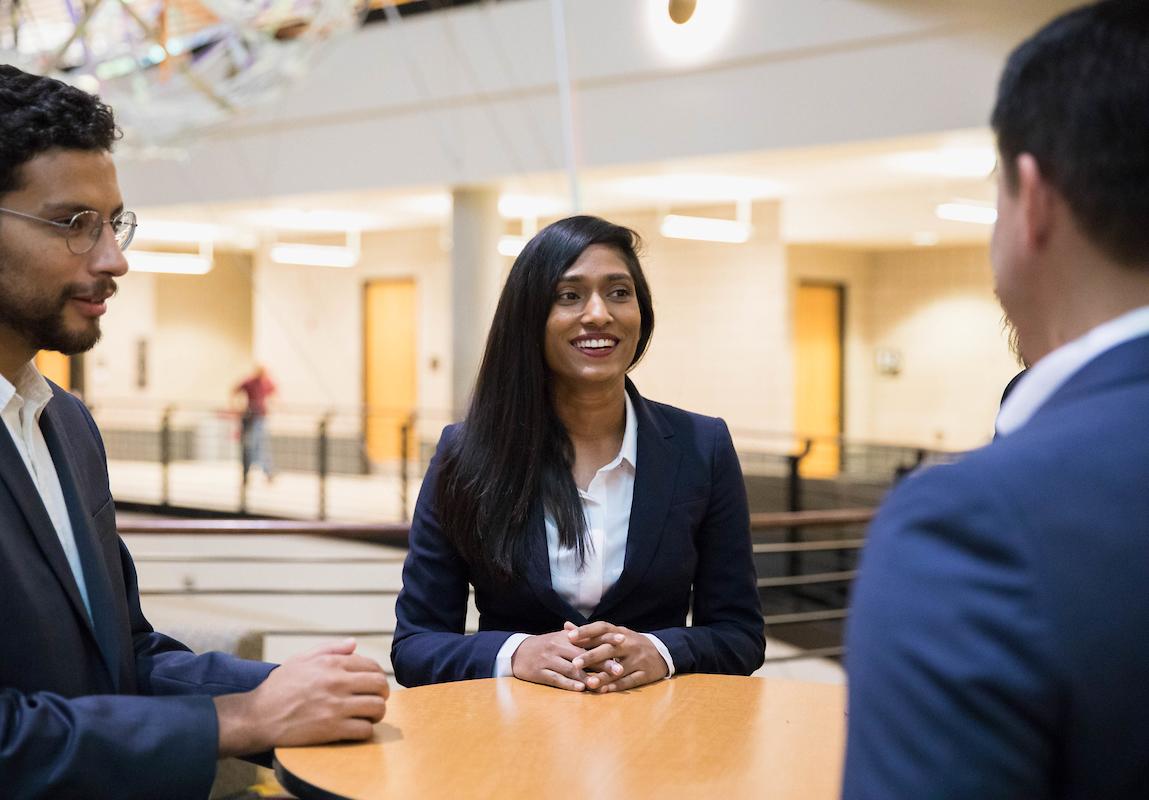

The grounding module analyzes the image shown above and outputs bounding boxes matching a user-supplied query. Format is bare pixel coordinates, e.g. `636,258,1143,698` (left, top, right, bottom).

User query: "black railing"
123,509,877,667
97,401,957,523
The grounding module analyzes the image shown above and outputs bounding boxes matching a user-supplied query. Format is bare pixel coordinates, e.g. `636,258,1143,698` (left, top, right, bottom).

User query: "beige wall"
89,252,253,409
864,245,1019,450
621,203,792,438
252,226,453,438
153,251,254,409
88,270,156,401
91,217,1021,454
788,244,1020,451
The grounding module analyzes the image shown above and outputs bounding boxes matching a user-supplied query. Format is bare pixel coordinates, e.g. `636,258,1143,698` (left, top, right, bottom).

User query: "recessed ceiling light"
668,0,697,25
647,0,737,62
935,202,997,225
887,147,997,179
243,209,379,232
612,174,782,203
497,194,568,219
660,214,751,244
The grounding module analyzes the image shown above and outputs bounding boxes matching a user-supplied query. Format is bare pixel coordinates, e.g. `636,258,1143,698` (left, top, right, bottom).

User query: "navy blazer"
391,384,765,687
0,385,273,800
844,334,1149,799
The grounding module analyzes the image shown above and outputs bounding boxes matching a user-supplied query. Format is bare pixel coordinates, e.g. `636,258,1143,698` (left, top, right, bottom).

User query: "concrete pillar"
450,186,504,416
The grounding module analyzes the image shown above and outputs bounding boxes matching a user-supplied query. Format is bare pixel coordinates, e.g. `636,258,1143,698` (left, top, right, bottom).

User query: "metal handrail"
758,570,856,589
119,518,410,547
125,509,871,668
754,539,863,554
750,508,874,529
120,508,873,541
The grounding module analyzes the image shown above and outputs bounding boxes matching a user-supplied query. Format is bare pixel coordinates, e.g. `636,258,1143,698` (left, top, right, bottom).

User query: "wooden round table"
275,674,846,800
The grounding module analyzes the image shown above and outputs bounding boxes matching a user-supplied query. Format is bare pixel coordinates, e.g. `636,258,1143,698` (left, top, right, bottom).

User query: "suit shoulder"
47,381,84,409
46,384,99,432
643,397,727,435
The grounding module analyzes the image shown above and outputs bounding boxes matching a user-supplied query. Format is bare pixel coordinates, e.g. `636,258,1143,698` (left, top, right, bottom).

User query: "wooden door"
364,279,417,463
794,283,843,478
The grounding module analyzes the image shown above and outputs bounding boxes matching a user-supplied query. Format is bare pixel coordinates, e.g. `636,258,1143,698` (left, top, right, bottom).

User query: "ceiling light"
660,215,751,244
935,202,998,225
128,241,214,275
612,174,783,203
497,194,567,218
397,193,452,216
912,232,940,247
270,230,361,268
668,0,697,25
133,220,222,244
270,244,358,268
245,209,380,232
498,236,528,257
647,0,737,62
887,147,997,179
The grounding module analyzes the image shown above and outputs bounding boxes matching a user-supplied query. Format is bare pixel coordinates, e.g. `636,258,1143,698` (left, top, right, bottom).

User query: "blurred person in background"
844,2,1149,797
392,215,765,691
0,65,389,799
233,364,276,482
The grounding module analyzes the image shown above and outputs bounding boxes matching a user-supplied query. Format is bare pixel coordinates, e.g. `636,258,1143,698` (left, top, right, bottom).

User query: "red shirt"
237,375,275,416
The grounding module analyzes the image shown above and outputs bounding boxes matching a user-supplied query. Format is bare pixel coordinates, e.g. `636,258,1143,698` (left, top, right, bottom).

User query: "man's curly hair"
0,65,119,196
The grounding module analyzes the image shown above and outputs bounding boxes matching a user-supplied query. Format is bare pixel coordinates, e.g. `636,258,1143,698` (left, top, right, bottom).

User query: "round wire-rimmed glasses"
0,207,137,254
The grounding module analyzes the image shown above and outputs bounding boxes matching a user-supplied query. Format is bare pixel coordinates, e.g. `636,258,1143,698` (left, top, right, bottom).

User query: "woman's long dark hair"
435,215,655,581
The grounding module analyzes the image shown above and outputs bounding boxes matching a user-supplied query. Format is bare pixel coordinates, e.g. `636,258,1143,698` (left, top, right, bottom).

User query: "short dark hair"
991,0,1149,265
0,65,119,196
436,215,655,580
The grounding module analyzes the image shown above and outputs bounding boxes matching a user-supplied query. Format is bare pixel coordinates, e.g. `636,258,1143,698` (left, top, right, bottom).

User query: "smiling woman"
391,215,766,693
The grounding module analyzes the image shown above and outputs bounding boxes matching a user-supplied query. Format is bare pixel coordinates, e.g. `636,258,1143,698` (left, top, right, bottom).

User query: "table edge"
274,756,354,800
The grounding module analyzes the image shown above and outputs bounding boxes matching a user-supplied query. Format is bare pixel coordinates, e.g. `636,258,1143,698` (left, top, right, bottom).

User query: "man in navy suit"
0,66,389,799
844,3,1149,798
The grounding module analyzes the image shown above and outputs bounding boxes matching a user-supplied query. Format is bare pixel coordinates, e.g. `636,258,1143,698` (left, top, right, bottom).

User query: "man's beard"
0,277,115,356
1000,312,1028,368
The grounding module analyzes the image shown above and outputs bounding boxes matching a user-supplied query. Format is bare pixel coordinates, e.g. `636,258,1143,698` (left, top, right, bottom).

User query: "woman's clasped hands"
511,620,669,693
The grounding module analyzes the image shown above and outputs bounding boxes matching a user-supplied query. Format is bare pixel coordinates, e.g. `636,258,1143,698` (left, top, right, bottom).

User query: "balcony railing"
96,399,959,523
122,508,876,667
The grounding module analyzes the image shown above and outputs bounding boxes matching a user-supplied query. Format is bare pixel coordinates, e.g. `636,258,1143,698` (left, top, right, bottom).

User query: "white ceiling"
134,127,997,251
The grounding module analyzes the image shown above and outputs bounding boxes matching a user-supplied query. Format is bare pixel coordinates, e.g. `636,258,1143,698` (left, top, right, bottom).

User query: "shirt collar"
996,304,1149,437
0,361,55,420
593,390,639,475
619,390,638,469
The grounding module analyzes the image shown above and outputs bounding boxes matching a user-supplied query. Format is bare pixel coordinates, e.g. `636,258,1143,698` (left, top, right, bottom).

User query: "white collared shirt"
494,393,675,678
996,305,1149,437
0,362,92,620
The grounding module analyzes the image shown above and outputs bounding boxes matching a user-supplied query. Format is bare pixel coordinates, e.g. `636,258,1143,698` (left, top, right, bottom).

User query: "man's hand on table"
214,638,390,757
566,621,669,693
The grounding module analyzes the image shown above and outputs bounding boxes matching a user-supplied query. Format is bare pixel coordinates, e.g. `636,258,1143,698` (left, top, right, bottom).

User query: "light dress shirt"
996,304,1149,437
0,362,92,619
494,392,675,678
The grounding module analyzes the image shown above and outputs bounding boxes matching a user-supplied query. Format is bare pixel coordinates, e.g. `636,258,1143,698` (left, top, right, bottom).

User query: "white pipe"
549,0,581,213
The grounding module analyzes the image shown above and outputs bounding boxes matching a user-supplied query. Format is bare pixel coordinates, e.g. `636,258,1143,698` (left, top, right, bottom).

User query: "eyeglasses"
0,207,138,254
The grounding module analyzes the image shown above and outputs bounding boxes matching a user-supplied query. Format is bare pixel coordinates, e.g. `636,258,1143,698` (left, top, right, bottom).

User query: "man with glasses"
0,66,390,799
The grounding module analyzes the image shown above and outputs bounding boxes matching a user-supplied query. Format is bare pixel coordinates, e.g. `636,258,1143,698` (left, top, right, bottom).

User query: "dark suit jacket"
0,384,273,800
843,334,1149,799
391,383,766,687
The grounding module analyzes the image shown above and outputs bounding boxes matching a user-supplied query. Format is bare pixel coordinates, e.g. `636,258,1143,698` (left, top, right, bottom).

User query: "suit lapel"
0,412,97,638
523,500,587,623
40,402,123,690
594,383,680,620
